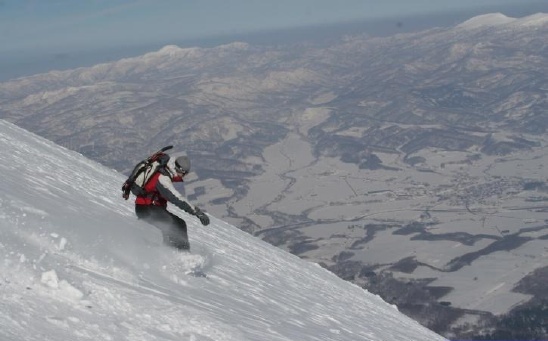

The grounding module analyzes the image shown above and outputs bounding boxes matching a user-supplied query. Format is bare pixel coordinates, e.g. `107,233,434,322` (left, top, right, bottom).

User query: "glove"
194,207,210,226
122,181,131,200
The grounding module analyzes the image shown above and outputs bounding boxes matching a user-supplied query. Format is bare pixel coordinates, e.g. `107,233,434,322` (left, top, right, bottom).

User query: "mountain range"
1,12,547,339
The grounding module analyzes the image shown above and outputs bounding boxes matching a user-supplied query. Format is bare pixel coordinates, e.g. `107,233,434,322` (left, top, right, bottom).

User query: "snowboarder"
131,154,210,250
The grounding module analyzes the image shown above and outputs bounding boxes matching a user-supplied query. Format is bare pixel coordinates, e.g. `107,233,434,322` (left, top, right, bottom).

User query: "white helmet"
173,155,190,175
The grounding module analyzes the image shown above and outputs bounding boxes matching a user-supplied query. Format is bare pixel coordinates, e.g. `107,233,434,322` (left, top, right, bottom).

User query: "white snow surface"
457,13,516,29
0,119,445,341
457,12,548,30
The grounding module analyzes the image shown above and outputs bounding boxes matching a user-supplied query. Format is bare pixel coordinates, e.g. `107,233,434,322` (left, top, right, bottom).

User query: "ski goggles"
174,162,189,175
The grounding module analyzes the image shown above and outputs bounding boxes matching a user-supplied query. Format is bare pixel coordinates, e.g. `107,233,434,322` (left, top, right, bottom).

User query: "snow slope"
0,119,445,341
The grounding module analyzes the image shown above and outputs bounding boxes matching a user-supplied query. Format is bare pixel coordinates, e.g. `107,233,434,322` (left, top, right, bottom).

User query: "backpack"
122,145,173,200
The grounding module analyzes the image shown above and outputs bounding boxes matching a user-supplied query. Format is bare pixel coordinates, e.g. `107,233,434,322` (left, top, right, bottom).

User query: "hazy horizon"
0,0,546,81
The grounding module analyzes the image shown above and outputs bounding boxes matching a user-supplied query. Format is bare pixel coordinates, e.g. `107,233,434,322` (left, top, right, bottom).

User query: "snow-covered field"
190,124,548,317
0,118,446,340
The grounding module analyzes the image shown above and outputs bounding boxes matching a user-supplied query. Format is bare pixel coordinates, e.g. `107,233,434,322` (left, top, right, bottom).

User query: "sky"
0,118,446,340
1,0,546,51
0,0,546,80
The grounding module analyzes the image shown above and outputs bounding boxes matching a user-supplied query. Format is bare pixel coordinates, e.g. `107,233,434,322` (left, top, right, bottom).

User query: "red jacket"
135,170,195,214
135,172,167,206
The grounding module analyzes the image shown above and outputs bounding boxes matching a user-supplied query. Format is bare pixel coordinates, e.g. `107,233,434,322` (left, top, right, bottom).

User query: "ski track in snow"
0,120,446,341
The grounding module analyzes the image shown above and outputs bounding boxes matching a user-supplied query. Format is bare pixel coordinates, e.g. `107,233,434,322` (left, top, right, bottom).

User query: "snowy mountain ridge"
456,13,516,29
0,118,445,341
456,12,548,30
3,13,546,94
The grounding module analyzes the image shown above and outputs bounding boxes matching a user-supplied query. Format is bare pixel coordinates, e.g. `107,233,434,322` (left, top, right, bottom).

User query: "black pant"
135,205,189,250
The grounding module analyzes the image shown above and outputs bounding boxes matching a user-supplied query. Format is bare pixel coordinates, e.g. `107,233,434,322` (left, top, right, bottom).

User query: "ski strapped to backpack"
122,145,173,200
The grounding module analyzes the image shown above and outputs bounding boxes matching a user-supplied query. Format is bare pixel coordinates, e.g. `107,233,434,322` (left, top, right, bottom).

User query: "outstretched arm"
156,175,209,226
156,175,196,213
